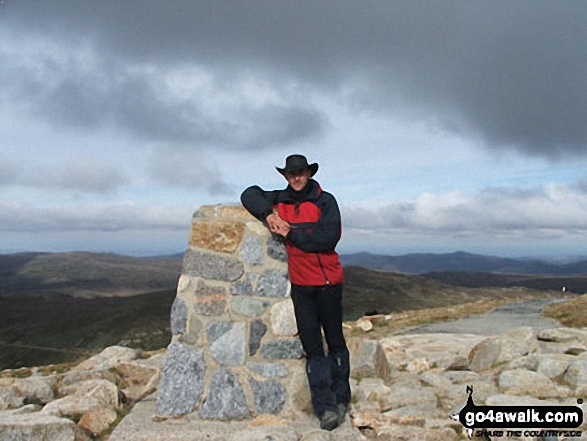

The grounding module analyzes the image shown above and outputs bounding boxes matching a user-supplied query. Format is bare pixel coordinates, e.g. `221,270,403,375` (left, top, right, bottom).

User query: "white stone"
358,320,373,332
15,376,56,405
563,359,587,394
78,406,118,435
73,346,140,372
41,395,103,417
0,386,23,411
0,412,90,441
270,299,298,336
497,369,559,397
354,378,391,405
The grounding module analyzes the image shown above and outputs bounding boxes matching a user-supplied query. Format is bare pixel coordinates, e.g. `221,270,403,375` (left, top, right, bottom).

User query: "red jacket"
241,180,344,286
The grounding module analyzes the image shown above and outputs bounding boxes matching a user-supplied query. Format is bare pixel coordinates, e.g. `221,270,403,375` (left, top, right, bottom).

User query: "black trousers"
290,283,351,416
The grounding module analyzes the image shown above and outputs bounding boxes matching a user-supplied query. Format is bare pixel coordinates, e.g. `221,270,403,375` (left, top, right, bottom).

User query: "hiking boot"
319,410,340,431
337,403,350,425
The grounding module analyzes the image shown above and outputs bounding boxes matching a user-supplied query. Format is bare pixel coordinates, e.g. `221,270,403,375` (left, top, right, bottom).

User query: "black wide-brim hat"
275,154,318,176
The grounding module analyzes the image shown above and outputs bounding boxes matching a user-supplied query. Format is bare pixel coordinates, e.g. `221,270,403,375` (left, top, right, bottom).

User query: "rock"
247,362,288,378
534,354,576,379
348,338,392,381
287,369,313,414
230,280,253,296
260,339,304,359
381,334,482,372
379,386,438,412
249,320,268,356
256,269,289,298
354,378,391,406
59,368,120,390
231,297,270,317
239,235,264,265
61,379,120,408
78,407,118,435
199,367,249,420
382,405,445,427
349,400,382,430
270,299,298,336
497,369,559,397
156,342,206,417
267,235,287,262
116,362,160,402
189,220,246,253
468,327,538,372
0,385,23,411
41,395,103,418
170,297,187,335
538,327,587,344
250,378,287,414
0,412,91,441
358,320,373,332
73,346,140,372
377,424,460,441
194,279,227,316
15,376,56,405
563,359,587,394
183,249,244,282
209,322,247,365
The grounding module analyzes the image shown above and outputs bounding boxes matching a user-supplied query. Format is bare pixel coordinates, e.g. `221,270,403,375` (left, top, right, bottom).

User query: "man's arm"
288,192,341,253
240,186,280,222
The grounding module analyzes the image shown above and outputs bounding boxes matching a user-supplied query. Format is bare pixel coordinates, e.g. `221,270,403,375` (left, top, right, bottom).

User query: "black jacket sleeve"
240,186,280,222
288,192,341,253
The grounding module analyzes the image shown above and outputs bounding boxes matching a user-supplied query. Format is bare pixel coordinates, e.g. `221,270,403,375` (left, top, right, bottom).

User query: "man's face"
285,168,312,191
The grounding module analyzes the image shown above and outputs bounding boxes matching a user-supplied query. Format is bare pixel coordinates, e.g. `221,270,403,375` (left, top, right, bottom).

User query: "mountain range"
340,251,587,275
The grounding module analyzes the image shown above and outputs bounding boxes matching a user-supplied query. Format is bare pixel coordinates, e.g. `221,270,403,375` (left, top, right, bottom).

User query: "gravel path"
398,298,565,335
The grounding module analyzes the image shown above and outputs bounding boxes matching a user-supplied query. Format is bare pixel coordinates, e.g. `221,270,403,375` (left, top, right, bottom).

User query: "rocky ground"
2,304,587,440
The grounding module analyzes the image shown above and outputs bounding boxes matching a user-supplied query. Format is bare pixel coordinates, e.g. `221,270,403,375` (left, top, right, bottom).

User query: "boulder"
348,338,392,381
497,369,559,397
0,412,91,441
468,327,538,372
78,407,118,435
72,346,140,372
41,395,103,418
0,385,24,411
563,359,587,394
116,361,160,402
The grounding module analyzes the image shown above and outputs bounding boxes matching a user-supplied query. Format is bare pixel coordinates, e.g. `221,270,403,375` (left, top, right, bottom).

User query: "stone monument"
156,205,310,420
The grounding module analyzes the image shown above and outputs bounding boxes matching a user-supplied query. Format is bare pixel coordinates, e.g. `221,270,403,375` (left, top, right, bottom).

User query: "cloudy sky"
2,1,587,258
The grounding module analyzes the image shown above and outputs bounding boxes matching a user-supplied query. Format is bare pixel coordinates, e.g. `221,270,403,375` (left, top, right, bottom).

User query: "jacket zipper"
317,252,330,285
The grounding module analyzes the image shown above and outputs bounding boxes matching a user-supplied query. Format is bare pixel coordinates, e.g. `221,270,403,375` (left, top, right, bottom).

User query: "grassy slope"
0,254,571,370
342,266,560,321
0,290,175,369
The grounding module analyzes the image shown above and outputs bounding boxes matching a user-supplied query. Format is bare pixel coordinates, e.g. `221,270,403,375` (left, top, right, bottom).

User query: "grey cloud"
5,1,587,156
147,152,234,196
19,160,128,194
0,155,18,185
0,50,326,150
0,201,188,233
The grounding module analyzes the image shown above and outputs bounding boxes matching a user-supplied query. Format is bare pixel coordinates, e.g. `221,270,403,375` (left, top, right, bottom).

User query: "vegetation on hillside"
542,293,587,328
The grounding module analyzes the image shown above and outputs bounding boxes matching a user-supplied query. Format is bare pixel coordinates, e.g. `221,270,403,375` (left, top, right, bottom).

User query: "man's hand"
266,213,290,237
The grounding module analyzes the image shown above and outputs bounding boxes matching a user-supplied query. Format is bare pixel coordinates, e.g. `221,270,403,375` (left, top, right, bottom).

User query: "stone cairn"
156,204,310,421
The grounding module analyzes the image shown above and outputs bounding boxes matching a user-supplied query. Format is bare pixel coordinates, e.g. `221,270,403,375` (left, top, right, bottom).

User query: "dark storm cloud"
4,1,587,156
0,49,325,149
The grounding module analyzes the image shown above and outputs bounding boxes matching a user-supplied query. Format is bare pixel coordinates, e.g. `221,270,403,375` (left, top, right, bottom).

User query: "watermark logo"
451,385,583,439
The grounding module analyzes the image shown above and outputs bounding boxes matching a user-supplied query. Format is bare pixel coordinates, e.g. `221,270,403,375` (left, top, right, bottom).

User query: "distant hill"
340,251,587,275
341,266,559,321
422,271,587,294
0,252,182,297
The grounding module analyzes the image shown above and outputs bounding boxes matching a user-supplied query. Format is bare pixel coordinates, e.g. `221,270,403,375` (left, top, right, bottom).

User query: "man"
241,154,351,431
